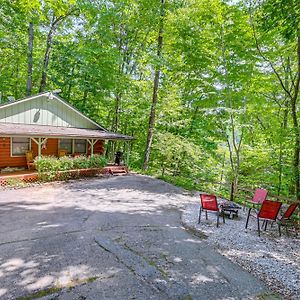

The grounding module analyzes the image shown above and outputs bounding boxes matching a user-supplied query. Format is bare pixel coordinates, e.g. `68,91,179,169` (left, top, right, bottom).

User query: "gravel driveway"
0,175,274,299
183,202,300,299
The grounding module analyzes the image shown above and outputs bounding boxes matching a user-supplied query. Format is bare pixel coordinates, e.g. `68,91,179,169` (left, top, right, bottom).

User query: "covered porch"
0,123,133,170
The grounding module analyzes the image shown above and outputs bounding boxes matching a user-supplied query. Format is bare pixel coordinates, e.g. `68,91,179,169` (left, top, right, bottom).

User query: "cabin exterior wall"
0,137,105,168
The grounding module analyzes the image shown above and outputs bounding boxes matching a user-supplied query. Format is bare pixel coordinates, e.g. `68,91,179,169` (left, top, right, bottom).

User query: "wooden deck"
0,165,129,186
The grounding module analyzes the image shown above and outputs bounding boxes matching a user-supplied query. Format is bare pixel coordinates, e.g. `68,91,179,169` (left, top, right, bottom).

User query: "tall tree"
39,9,74,92
143,0,165,170
251,0,300,198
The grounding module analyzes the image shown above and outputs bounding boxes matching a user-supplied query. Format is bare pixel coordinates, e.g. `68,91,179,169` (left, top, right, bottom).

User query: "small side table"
219,200,242,219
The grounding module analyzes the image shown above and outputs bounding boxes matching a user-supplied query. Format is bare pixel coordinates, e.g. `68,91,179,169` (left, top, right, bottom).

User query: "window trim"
74,139,87,154
10,137,32,157
58,139,88,155
58,138,73,154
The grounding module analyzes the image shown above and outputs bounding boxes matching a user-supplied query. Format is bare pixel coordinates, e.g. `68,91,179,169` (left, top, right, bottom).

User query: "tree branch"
250,17,293,99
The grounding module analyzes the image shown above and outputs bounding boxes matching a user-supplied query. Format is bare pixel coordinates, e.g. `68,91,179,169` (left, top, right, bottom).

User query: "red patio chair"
245,188,268,229
198,194,225,227
246,188,268,205
246,199,282,237
276,202,299,235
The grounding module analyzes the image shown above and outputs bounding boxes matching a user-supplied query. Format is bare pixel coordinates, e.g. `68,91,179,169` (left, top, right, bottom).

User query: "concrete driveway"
0,175,272,299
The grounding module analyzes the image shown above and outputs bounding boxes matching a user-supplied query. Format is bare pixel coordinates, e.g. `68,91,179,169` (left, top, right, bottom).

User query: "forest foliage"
1,0,300,200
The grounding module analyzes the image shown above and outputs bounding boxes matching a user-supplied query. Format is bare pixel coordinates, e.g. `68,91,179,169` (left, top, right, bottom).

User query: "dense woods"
1,0,300,200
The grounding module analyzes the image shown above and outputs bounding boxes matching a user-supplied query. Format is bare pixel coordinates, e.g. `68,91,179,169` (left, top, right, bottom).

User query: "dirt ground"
0,175,274,299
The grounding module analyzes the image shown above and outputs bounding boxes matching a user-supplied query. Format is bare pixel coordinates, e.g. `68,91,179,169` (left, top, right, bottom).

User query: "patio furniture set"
198,189,299,237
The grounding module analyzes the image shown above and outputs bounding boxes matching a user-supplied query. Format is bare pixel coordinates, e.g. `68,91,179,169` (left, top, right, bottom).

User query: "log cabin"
0,91,133,169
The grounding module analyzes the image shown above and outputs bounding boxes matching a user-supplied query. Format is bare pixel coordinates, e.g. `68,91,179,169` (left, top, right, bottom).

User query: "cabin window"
11,137,30,156
59,139,72,153
74,139,87,154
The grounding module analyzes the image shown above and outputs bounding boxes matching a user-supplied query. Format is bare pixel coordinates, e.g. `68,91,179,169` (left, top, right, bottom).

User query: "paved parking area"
0,175,272,299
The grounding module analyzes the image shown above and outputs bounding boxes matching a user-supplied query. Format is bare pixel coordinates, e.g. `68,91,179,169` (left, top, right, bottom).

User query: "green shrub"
35,156,60,173
73,155,90,169
89,154,107,168
59,156,74,171
34,155,107,182
34,156,61,181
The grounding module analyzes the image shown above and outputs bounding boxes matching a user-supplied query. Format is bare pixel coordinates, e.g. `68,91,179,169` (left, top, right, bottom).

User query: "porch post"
38,137,42,158
87,139,98,156
31,137,48,159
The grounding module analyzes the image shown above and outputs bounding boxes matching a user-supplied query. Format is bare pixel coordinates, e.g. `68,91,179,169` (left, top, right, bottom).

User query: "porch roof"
0,123,134,141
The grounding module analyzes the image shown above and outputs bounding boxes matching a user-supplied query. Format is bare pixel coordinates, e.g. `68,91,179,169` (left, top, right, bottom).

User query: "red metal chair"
277,202,299,235
245,188,268,229
247,188,268,205
246,200,282,236
198,194,225,227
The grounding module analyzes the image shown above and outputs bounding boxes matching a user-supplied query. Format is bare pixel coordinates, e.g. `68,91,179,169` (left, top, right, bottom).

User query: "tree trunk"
291,36,300,200
66,66,75,100
226,138,235,202
291,103,300,199
82,89,88,109
143,0,164,170
26,22,34,96
14,57,20,98
220,21,243,201
226,132,242,202
112,93,121,132
220,153,226,182
252,21,300,200
39,16,64,92
277,78,289,196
